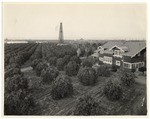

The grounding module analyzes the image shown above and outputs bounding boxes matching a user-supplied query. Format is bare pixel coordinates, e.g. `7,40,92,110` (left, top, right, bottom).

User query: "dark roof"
102,41,146,57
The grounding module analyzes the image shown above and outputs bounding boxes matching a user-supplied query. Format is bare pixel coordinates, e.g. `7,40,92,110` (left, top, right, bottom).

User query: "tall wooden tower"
59,22,64,44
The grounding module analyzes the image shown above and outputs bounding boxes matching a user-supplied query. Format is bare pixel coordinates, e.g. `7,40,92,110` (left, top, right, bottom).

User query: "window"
132,63,136,69
114,50,121,55
136,63,139,68
131,62,145,69
116,60,120,66
103,56,112,64
113,50,122,58
139,63,142,68
124,62,131,69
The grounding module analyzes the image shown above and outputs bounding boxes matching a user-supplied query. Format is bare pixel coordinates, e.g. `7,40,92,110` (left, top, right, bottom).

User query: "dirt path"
21,66,33,72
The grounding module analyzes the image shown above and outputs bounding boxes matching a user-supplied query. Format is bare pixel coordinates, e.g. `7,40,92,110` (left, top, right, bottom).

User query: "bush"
111,64,119,72
41,66,59,84
82,59,93,68
74,95,105,115
63,55,71,65
65,61,79,76
118,69,136,86
139,67,146,74
5,68,22,79
104,79,122,101
48,57,57,66
98,61,103,65
5,63,20,71
51,75,73,100
77,67,97,86
31,59,42,70
5,74,28,93
97,65,111,77
56,58,65,71
4,90,35,115
70,55,81,64
35,62,48,76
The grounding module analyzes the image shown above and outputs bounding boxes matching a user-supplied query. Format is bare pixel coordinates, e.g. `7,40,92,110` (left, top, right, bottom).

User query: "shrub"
65,61,79,76
5,74,28,93
5,63,20,71
111,64,119,72
4,90,35,115
74,95,105,115
63,55,71,65
118,69,136,86
70,55,81,64
35,62,48,76
41,66,59,84
31,59,42,70
98,61,103,65
139,67,146,74
51,75,73,100
77,67,97,86
97,65,111,77
82,59,93,68
5,68,22,79
48,57,57,66
56,58,65,71
104,79,122,101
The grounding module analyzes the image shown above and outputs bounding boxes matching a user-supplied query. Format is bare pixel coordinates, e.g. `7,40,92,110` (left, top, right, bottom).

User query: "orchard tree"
41,66,59,84
104,79,122,101
118,69,136,86
5,74,28,93
65,61,79,76
82,58,93,68
31,59,42,70
77,67,97,86
97,65,111,77
70,55,81,64
35,62,48,77
56,58,65,71
5,68,22,79
74,95,105,115
63,55,71,65
48,57,57,66
4,90,35,115
51,75,73,100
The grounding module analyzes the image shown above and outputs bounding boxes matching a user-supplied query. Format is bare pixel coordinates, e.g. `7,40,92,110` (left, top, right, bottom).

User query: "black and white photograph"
2,2,147,116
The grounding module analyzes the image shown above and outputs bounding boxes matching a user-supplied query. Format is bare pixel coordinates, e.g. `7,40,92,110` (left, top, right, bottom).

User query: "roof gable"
101,40,146,57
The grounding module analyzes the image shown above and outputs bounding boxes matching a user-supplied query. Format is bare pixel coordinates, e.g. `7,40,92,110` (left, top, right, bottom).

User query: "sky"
3,3,147,40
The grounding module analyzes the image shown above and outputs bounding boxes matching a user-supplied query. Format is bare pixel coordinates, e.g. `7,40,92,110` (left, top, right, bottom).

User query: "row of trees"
4,43,46,115
4,68,37,115
5,43,38,69
32,56,136,115
74,68,136,115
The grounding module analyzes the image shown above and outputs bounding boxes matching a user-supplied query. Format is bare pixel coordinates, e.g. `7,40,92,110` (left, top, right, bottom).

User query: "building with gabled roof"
91,40,146,71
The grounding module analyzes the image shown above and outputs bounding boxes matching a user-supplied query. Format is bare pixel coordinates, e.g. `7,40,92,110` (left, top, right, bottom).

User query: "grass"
24,69,147,115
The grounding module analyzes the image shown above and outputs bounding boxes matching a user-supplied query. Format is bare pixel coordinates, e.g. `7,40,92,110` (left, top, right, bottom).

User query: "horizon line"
4,38,146,41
